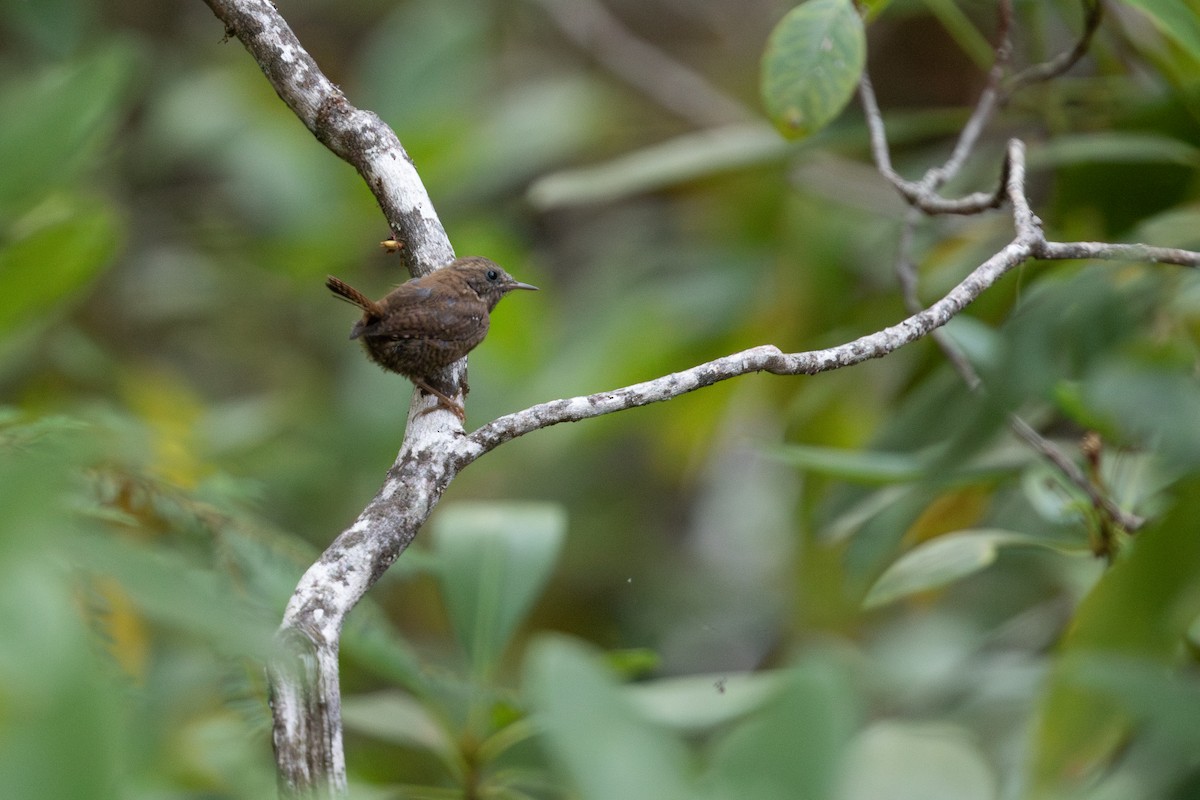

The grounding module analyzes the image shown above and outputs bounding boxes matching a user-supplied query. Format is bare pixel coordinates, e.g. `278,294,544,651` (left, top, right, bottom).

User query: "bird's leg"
411,377,466,421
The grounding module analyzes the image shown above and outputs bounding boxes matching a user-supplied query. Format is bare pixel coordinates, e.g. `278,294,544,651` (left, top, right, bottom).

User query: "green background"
2,0,1200,797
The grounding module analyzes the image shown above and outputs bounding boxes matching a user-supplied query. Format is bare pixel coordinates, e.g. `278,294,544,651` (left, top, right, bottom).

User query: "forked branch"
201,0,1198,796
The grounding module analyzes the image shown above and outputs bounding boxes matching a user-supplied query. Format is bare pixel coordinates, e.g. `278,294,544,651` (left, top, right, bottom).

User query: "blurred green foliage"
2,0,1200,797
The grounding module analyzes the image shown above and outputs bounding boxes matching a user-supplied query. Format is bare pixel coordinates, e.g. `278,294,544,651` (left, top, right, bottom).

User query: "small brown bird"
326,256,537,419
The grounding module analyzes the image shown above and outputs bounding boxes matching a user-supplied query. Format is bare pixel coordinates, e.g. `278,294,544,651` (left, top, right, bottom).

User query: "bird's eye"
485,269,499,281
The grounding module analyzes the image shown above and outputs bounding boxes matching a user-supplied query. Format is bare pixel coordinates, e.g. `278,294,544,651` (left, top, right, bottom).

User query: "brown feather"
326,275,381,315
326,258,537,419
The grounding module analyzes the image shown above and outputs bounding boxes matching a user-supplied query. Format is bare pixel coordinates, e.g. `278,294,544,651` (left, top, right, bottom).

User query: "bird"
326,256,537,420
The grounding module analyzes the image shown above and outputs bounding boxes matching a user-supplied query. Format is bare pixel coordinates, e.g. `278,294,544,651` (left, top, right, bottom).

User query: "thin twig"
858,73,1008,214
870,0,1143,538
1005,0,1103,94
457,138,1200,513
894,209,985,390
1008,416,1145,531
929,0,1013,190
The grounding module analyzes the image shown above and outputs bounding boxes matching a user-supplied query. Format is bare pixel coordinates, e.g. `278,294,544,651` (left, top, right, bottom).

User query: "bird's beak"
509,281,539,291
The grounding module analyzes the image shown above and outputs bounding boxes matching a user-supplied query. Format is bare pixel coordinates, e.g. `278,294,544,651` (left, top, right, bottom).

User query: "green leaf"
341,690,455,755
1029,132,1200,169
1031,480,1200,792
340,601,429,692
1083,362,1200,471
524,635,694,800
626,671,785,732
67,533,279,660
864,529,1068,608
432,502,566,675
1134,205,1200,249
528,123,794,209
764,443,925,483
760,0,866,139
920,0,996,69
0,194,122,335
1121,0,1200,62
698,661,858,800
0,0,95,56
838,721,996,800
859,0,894,21
0,44,138,213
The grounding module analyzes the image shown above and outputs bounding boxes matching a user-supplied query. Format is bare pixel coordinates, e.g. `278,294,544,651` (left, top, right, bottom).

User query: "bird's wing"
357,285,488,343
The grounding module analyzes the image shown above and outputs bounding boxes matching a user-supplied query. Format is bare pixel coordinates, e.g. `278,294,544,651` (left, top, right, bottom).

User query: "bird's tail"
326,276,380,314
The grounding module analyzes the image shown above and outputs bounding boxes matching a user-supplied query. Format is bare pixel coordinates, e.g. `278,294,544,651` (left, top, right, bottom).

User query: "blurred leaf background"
2,0,1200,797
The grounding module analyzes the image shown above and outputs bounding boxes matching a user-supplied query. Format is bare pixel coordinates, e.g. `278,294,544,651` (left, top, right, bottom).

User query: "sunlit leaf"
761,0,865,139
864,529,1068,608
904,486,991,544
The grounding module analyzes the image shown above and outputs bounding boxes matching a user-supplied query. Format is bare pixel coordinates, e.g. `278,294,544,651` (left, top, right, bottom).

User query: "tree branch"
201,1,469,795
870,0,1143,535
202,0,454,276
457,138,1200,467
202,0,1197,796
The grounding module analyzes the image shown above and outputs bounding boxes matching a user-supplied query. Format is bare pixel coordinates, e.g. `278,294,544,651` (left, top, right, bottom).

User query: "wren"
326,256,537,420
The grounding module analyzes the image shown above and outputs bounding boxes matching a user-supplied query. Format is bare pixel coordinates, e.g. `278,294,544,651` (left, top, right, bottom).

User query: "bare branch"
894,210,986,390
200,1,472,795
460,136,1200,470
1036,240,1200,266
873,0,1151,541
858,73,1008,215
933,0,1013,188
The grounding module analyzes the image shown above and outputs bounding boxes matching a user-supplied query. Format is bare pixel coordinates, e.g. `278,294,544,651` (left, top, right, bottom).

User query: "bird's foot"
412,379,466,422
